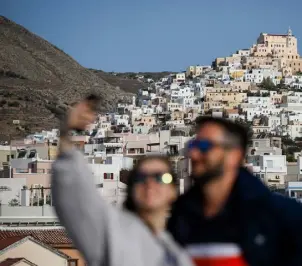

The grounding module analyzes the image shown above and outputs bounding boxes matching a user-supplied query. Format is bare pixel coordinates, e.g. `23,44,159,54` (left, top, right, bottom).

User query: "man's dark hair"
195,116,249,155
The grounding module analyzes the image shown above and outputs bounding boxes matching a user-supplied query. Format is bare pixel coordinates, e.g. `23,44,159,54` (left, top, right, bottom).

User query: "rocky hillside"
91,69,149,94
91,70,176,94
0,16,132,139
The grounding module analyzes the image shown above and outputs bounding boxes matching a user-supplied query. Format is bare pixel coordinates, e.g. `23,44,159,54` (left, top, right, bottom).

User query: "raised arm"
51,95,109,265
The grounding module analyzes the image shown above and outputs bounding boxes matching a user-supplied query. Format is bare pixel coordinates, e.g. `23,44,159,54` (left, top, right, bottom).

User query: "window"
128,148,135,154
6,154,14,162
16,168,29,173
266,160,273,168
69,260,78,266
104,173,114,180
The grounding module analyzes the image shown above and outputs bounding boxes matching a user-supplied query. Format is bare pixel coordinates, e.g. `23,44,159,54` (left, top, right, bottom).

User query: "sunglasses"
187,139,232,153
134,172,173,184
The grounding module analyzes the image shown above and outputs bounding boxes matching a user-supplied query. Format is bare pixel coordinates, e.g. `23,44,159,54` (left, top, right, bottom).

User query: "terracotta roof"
0,258,37,266
225,109,239,114
0,235,71,260
0,236,25,250
0,229,72,245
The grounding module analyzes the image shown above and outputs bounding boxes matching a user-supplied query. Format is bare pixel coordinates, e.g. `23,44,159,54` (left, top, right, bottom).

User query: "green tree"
282,136,295,146
260,77,275,90
235,118,253,138
127,73,136,79
276,79,288,90
8,198,19,206
286,146,301,154
287,154,296,162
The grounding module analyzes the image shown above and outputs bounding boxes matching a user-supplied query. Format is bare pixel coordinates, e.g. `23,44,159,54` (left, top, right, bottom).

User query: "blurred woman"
51,96,193,266
124,156,177,235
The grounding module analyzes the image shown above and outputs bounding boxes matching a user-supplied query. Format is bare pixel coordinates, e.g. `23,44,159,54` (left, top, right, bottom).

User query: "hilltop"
0,16,132,139
90,70,175,94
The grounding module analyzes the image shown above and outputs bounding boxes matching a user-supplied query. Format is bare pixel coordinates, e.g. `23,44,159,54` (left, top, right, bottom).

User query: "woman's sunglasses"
134,172,173,185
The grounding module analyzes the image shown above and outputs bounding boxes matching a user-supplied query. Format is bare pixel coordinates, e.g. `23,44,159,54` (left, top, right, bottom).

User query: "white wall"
89,156,133,185
0,239,68,266
0,178,26,205
260,155,287,173
0,205,55,217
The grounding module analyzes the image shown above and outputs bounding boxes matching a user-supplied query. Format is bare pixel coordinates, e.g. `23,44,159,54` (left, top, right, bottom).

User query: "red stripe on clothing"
192,256,248,266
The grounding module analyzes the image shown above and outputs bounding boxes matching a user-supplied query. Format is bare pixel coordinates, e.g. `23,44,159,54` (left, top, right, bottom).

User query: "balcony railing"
103,143,123,148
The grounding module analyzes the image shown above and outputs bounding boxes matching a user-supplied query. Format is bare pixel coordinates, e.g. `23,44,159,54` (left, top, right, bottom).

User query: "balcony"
263,166,287,173
106,149,123,155
127,148,145,155
103,142,123,148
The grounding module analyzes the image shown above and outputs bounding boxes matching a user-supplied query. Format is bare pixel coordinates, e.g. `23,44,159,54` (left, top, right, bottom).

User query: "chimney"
20,188,30,206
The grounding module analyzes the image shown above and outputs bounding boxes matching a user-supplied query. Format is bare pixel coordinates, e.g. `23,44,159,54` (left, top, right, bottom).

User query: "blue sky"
1,0,301,72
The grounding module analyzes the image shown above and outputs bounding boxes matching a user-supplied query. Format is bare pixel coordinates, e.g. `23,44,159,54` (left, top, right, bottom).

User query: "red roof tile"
0,258,37,266
0,258,22,266
225,109,239,114
0,229,72,245
0,236,26,250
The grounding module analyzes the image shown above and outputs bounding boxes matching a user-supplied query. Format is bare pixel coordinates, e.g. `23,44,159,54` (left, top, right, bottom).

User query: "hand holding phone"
60,94,101,135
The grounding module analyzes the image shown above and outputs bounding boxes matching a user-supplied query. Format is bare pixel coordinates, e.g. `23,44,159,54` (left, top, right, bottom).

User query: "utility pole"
47,139,50,160
9,134,12,179
9,134,11,158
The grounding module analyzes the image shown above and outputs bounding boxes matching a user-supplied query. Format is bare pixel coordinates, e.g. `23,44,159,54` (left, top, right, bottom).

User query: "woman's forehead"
139,159,169,171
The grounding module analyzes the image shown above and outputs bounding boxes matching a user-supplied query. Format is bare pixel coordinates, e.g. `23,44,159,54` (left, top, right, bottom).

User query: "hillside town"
1,29,302,264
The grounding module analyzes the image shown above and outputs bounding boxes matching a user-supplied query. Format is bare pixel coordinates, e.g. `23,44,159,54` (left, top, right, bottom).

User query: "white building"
247,154,287,187
176,73,186,82
244,106,281,121
247,96,272,107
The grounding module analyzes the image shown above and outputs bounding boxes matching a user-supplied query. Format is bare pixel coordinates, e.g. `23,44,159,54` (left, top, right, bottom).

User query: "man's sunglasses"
187,139,232,153
134,172,173,184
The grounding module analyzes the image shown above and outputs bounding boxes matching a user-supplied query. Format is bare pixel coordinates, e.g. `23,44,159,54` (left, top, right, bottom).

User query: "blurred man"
167,116,302,266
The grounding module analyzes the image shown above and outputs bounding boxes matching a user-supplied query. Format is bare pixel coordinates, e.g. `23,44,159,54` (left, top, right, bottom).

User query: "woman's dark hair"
123,156,178,213
85,93,101,112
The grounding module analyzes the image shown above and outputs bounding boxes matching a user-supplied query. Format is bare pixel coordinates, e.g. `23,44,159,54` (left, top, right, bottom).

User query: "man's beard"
191,161,224,188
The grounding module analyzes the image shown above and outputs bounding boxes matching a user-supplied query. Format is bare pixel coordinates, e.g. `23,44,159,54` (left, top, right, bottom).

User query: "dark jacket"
167,168,302,266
